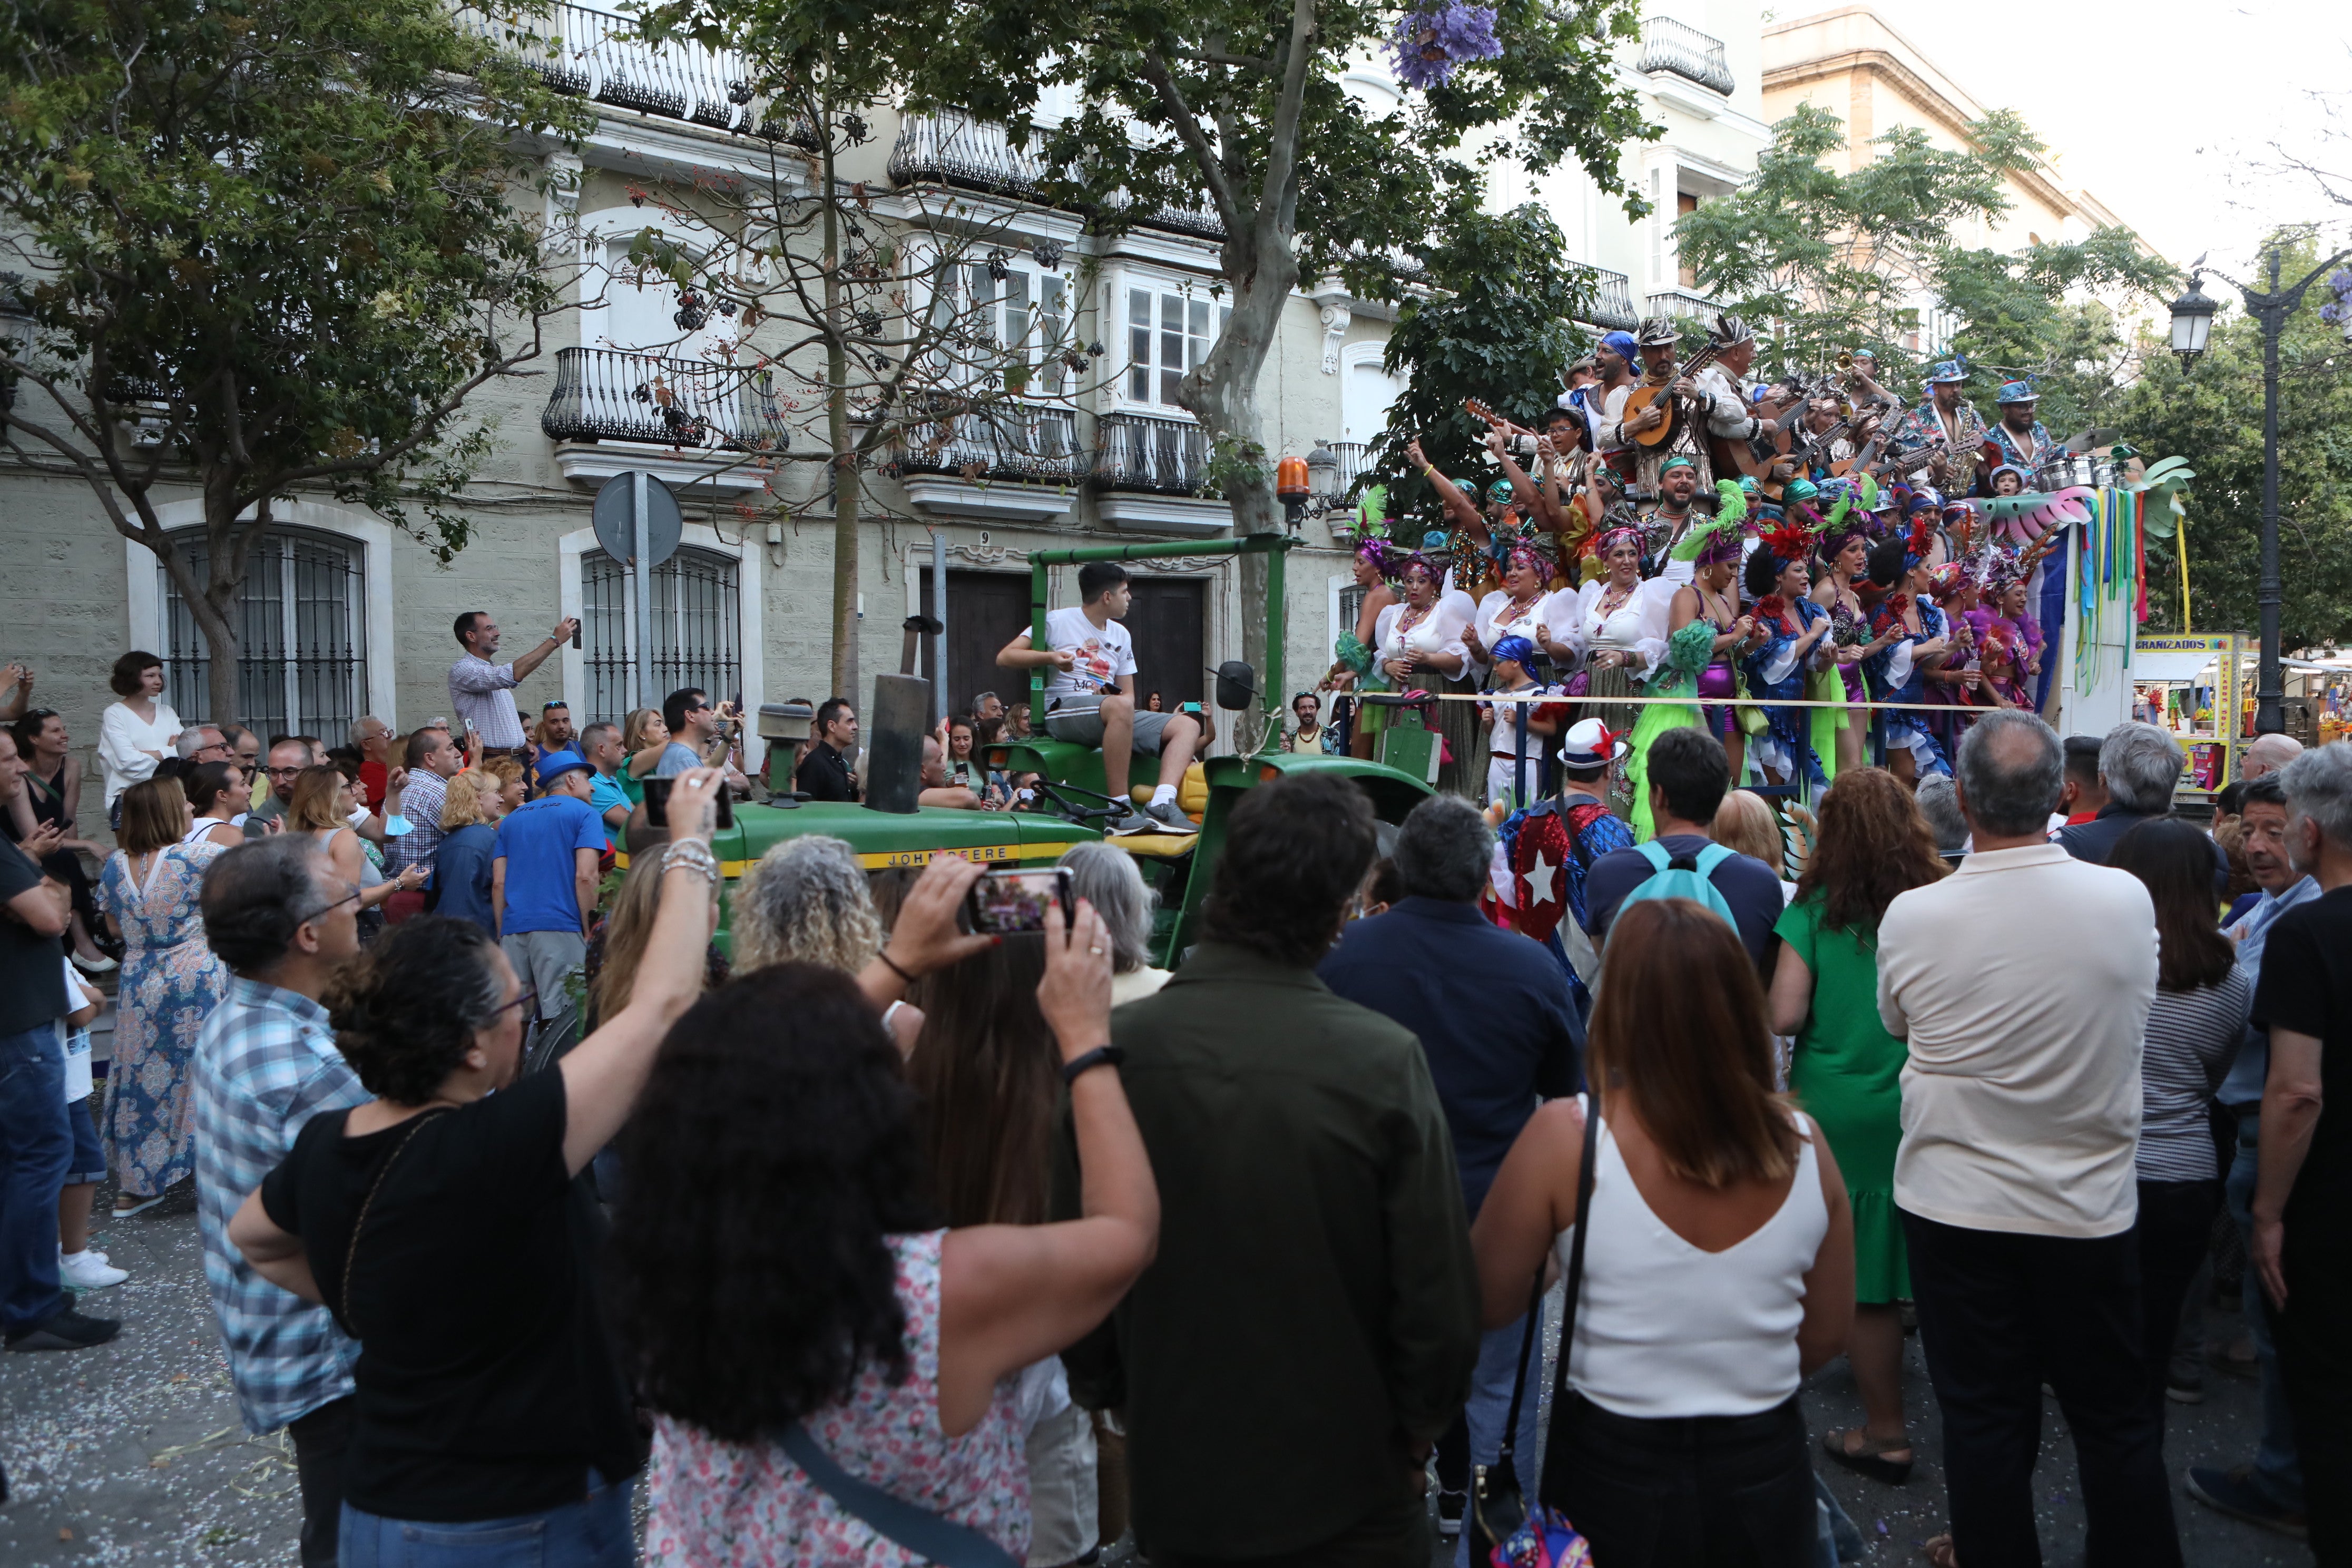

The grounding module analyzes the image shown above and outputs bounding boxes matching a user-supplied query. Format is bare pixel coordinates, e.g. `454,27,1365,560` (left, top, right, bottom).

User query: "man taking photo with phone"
997,561,1201,835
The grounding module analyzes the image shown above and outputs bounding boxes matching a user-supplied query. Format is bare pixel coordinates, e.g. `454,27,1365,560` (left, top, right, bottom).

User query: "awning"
2132,650,2219,685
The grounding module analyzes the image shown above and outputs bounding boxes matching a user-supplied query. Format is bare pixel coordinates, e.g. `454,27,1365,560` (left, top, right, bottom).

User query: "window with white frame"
580,545,741,723
1126,286,1229,409
160,527,369,740
923,254,1070,395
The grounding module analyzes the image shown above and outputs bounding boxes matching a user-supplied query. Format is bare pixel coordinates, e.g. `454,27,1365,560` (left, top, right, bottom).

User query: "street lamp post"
2171,245,2352,736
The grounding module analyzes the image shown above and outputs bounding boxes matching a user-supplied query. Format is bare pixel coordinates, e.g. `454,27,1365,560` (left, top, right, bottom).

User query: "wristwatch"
1060,1044,1125,1085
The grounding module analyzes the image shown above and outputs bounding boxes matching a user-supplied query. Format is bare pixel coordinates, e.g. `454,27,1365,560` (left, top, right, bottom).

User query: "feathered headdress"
1674,481,1751,568
1902,516,1935,573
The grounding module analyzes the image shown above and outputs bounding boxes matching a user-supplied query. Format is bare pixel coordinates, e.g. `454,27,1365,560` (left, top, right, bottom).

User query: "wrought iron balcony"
1637,16,1734,95
888,110,1223,241
541,347,790,452
896,401,1082,485
1572,264,1639,331
454,2,753,132
1093,412,1210,496
1328,441,1373,494
1644,286,1727,324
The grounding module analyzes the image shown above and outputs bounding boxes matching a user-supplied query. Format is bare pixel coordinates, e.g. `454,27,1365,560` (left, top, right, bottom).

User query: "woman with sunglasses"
229,774,996,1563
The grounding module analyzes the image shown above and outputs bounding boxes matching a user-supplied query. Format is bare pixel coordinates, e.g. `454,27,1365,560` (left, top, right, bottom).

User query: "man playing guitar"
1608,315,1785,498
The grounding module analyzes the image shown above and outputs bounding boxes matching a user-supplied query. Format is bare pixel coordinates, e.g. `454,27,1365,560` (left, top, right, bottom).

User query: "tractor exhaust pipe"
862,673,929,815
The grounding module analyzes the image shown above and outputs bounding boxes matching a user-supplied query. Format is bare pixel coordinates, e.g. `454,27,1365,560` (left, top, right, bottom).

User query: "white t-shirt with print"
1041,606,1135,714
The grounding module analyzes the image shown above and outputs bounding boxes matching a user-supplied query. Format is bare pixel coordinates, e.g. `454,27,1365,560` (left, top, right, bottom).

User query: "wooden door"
919,570,1034,719
1121,576,1206,711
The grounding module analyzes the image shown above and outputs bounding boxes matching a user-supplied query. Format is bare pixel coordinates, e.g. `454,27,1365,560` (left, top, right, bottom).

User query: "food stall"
2131,632,2249,799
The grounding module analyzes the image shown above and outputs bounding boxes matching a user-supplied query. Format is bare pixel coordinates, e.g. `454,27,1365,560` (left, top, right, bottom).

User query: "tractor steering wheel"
1028,778,1130,829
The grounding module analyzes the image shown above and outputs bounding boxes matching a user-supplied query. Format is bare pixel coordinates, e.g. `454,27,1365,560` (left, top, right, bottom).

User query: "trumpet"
1834,350,1856,375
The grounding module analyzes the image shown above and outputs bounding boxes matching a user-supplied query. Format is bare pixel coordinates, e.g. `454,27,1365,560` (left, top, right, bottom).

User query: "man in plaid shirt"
192,837,371,1568
382,725,462,922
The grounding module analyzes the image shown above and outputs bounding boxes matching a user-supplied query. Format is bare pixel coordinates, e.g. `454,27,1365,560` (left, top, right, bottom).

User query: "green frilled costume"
1623,486,1747,841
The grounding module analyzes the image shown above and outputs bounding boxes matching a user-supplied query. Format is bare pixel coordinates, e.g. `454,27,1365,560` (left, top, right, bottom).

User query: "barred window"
161,527,368,741
581,545,741,724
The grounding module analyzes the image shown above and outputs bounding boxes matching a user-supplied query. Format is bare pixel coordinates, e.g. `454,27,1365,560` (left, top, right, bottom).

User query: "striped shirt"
190,977,371,1433
2136,966,2252,1183
384,769,448,875
448,652,527,748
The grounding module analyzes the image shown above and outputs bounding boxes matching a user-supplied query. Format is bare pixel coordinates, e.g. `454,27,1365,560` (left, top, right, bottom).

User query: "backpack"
1617,838,1740,929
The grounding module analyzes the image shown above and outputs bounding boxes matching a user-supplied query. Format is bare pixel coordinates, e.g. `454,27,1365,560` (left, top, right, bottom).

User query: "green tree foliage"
1675,102,2173,428
2122,236,2352,650
0,0,590,719
1374,204,1592,537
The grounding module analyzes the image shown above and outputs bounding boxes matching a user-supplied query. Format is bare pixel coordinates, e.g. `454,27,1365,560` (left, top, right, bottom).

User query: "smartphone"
642,775,734,831
571,621,582,649
966,867,1072,936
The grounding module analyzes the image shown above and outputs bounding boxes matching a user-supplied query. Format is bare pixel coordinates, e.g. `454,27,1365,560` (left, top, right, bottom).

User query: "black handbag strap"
1551,1089,1602,1405
1495,1088,1603,1469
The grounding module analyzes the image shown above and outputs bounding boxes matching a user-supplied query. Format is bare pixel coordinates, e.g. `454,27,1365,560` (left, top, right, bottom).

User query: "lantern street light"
2173,244,2352,736
2165,274,2216,369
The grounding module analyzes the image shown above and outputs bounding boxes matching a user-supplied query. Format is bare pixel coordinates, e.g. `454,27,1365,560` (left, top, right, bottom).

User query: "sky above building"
1777,0,2349,283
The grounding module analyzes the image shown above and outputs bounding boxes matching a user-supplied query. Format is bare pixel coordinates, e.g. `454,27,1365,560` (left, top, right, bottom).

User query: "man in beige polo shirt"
1876,710,2177,1568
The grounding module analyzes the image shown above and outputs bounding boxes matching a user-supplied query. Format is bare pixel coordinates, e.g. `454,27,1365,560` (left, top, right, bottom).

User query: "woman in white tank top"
1472,898,1854,1568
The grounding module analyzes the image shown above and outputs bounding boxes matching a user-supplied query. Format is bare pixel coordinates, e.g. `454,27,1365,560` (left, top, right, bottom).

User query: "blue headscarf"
1600,330,1638,366
1490,635,1537,670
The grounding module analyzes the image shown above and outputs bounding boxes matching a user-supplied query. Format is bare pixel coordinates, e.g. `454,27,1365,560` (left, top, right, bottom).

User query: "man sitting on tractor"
997,561,1201,835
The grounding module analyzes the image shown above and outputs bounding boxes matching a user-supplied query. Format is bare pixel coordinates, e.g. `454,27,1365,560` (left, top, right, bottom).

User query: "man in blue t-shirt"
492,751,607,1021
578,722,631,849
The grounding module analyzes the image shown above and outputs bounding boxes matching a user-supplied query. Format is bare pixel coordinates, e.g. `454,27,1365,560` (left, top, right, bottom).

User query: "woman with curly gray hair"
732,834,922,1052
1059,840,1169,1004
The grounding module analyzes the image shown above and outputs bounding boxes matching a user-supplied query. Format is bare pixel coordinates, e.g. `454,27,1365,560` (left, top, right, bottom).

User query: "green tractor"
653,533,1434,966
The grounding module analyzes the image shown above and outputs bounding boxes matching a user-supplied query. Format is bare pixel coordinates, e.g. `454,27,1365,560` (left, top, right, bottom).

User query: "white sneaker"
60,1247,107,1266
58,1252,128,1289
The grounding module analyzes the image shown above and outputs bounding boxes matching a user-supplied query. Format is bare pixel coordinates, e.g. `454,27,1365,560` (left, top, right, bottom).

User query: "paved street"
0,1192,2312,1567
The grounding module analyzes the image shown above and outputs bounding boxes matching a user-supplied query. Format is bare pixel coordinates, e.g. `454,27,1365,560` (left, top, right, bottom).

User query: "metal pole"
1259,537,1286,758
2257,250,2284,737
932,532,948,727
632,471,654,715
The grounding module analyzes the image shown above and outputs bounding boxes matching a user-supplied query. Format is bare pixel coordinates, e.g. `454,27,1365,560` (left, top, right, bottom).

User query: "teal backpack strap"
1691,842,1734,877
1634,839,1672,873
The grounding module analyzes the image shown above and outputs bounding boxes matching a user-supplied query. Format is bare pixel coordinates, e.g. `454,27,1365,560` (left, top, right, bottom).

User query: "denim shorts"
66,1094,105,1187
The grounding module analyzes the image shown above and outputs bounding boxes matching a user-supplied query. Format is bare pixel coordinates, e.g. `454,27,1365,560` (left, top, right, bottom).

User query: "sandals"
1820,1426,1914,1484
111,1194,167,1219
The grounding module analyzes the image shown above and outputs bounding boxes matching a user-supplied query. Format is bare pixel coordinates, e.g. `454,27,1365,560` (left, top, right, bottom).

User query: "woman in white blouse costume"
97,651,182,810
1373,554,1472,695
1466,539,1556,678
1540,523,1689,717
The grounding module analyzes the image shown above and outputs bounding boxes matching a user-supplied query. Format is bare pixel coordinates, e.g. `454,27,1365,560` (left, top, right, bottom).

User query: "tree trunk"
1185,226,1296,714
821,119,860,707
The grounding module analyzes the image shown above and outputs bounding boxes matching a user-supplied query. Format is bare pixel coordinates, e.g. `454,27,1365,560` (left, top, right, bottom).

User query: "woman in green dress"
1767,766,1948,1485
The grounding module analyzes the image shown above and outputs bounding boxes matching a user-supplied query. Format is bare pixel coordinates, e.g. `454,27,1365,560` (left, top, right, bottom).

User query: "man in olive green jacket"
1060,774,1481,1567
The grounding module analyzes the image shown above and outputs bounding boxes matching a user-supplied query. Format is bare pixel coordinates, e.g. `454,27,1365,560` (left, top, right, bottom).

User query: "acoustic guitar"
1710,377,1815,497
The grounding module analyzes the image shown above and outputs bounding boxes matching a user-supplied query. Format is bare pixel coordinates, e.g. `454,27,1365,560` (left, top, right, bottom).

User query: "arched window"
159,527,369,740
580,544,741,721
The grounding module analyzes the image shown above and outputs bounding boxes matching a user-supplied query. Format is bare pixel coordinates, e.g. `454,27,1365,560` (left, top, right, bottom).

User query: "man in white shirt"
446,610,576,758
996,561,1201,835
1875,710,2179,1568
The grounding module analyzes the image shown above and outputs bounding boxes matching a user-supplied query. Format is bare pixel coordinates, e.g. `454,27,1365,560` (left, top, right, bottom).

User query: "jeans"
1542,1393,1817,1568
499,930,586,1021
2225,1120,2304,1508
1900,1209,2181,1568
339,1472,633,1568
0,1023,71,1335
1453,1304,1549,1568
290,1396,354,1568
2134,1179,2219,1427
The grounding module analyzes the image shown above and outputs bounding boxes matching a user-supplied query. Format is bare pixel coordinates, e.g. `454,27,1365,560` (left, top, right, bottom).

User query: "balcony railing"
1329,441,1373,493
1094,412,1210,496
897,402,1082,485
1572,264,1639,331
455,2,752,131
888,110,1224,241
541,347,790,451
1637,16,1734,95
1644,286,1727,324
